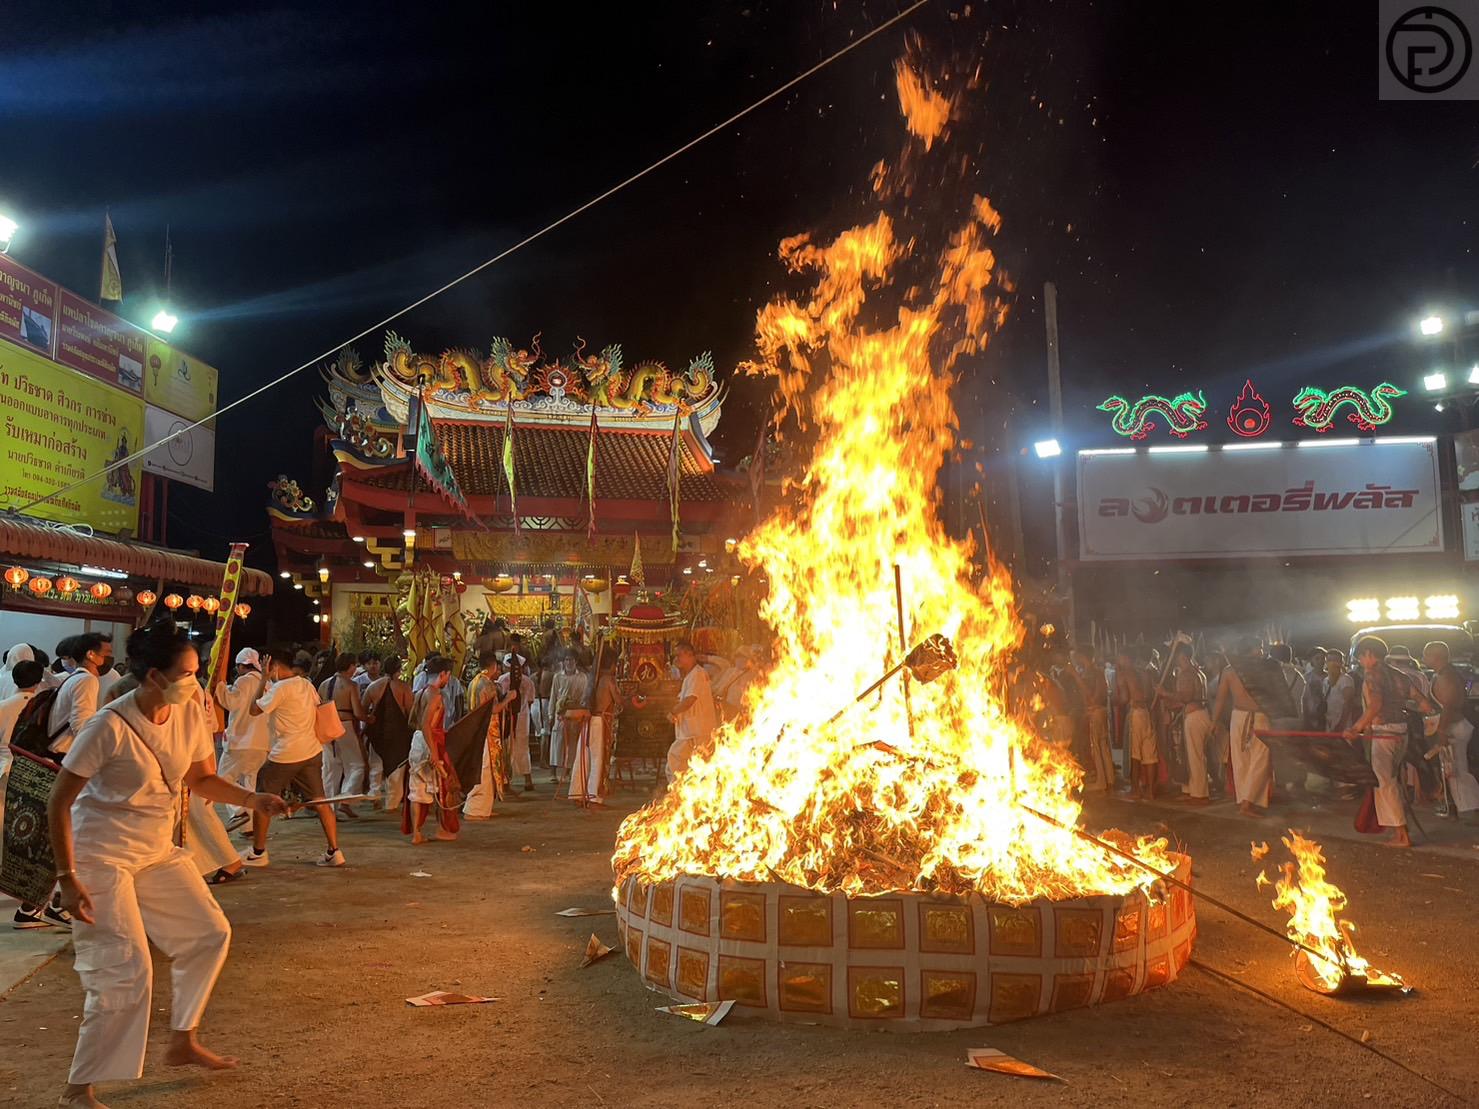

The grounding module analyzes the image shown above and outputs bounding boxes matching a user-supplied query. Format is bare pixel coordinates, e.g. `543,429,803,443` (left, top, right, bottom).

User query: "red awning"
0,516,274,596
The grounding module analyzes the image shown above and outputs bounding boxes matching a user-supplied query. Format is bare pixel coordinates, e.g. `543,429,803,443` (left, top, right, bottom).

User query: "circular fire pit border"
614,853,1196,1031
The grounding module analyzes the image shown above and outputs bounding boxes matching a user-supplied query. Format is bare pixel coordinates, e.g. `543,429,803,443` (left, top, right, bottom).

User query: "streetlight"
1033,438,1062,459
151,309,179,334
1419,314,1445,337
1423,371,1448,392
1470,365,1479,386
0,214,16,254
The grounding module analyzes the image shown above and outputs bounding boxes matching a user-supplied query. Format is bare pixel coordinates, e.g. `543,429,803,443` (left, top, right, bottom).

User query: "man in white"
499,658,538,794
1211,638,1273,817
244,647,344,868
48,633,113,756
567,652,617,806
1166,643,1213,803
548,655,585,783
1422,641,1479,819
48,621,287,1109
1346,636,1431,849
213,648,270,831
666,641,717,780
353,654,385,798
462,650,514,819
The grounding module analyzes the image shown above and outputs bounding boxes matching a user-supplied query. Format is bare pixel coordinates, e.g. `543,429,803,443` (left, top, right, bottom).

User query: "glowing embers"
615,863,1196,1031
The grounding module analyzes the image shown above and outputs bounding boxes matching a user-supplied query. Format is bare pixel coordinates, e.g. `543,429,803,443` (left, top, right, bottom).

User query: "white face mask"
157,673,198,705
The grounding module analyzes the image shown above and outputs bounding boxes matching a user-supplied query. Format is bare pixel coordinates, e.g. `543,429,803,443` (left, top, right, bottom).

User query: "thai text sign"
55,289,147,395
146,338,218,425
0,337,144,531
1077,440,1443,560
0,252,57,357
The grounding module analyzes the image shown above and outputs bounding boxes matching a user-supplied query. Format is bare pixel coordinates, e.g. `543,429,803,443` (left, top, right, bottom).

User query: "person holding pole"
48,622,288,1108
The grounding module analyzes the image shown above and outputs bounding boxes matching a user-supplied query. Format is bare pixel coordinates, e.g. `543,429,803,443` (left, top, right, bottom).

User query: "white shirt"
0,688,37,746
254,675,321,763
62,692,212,866
496,673,537,740
47,669,100,755
674,666,717,743
215,670,270,751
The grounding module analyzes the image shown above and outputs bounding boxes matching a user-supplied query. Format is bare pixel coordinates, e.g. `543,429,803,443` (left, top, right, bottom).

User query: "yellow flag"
100,213,123,302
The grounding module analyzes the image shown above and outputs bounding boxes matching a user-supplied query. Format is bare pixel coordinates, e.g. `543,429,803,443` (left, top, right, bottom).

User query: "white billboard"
1077,439,1442,561
142,404,215,492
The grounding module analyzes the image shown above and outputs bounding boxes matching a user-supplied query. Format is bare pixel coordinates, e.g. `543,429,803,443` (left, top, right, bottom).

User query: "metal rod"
893,564,914,738
825,660,909,727
1016,802,1348,974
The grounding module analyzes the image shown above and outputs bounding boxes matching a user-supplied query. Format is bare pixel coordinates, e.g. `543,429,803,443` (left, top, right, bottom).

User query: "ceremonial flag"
205,543,249,694
666,405,683,552
0,749,61,904
586,405,599,539
503,400,518,532
100,212,123,302
443,696,497,797
365,688,414,773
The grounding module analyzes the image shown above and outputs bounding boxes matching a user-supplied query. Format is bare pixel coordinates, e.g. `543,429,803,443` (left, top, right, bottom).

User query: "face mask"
158,674,198,705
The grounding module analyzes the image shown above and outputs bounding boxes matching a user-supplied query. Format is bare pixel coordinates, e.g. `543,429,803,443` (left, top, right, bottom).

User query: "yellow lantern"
486,573,516,594
163,593,184,610
89,582,113,601
202,596,221,614
185,595,203,611
29,576,53,595
579,574,610,594
4,566,29,588
56,575,80,594
136,589,158,608
233,603,252,619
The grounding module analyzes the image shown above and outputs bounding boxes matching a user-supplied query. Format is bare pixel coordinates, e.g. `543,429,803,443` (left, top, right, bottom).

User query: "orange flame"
1259,831,1403,990
894,60,952,150
612,58,1171,905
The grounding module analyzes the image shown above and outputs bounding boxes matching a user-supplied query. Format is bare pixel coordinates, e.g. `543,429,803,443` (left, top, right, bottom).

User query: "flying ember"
612,58,1174,906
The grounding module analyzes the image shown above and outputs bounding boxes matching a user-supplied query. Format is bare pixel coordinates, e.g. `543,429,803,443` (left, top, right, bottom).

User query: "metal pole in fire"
1043,283,1075,639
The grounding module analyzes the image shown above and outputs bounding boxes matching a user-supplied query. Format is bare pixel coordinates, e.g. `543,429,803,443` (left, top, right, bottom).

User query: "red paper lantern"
89,582,113,601
163,593,184,610
55,576,80,594
202,596,221,614
4,566,29,588
233,603,251,619
136,589,157,608
29,576,53,595
185,595,203,611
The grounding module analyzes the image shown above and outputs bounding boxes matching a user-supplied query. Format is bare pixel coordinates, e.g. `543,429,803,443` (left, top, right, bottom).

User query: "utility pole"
1043,282,1075,638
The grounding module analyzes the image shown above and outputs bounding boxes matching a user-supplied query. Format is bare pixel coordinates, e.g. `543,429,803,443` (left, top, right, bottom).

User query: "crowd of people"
1041,634,1479,846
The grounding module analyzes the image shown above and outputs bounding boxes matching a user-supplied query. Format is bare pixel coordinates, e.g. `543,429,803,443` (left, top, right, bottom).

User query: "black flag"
444,697,497,795
366,691,414,773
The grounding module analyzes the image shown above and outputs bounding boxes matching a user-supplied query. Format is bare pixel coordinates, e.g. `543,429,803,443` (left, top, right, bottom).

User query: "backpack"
9,672,83,759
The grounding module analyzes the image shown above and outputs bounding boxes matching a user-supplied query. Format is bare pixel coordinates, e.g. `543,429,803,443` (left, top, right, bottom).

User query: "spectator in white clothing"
666,641,717,780
47,633,112,756
213,649,271,831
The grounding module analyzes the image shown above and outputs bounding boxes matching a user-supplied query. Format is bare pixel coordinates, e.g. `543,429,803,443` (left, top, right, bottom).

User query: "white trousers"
69,848,231,1084
567,718,607,805
323,732,368,800
463,729,500,819
667,736,696,778
1183,711,1214,798
549,719,569,771
1371,732,1406,828
509,721,532,777
1229,709,1272,807
216,746,268,819
366,745,384,794
1440,719,1479,813
186,793,240,877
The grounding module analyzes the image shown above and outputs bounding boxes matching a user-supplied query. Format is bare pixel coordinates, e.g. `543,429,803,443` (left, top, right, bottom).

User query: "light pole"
1043,282,1075,637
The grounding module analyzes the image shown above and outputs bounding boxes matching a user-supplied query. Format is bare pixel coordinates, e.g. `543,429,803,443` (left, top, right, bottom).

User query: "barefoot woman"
47,622,288,1107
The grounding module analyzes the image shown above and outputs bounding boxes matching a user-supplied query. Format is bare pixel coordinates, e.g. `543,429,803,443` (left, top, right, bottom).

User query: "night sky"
5,2,1476,597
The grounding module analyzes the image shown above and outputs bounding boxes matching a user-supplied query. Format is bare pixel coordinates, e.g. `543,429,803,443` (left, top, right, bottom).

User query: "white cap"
235,647,261,668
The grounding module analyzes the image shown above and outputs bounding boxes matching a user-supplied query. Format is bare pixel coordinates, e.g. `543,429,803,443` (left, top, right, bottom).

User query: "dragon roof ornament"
372,331,724,434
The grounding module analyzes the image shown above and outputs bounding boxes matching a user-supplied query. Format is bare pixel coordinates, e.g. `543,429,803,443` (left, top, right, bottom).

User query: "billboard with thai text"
1077,439,1443,560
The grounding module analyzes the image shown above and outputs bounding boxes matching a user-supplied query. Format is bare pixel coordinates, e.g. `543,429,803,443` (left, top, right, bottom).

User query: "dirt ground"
2,780,1476,1109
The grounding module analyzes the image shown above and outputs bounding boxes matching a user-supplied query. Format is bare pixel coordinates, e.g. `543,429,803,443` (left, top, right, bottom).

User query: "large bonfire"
613,56,1172,905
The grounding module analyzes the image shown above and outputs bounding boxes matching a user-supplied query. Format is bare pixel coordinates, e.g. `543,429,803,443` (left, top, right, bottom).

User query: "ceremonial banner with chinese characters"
0,338,144,531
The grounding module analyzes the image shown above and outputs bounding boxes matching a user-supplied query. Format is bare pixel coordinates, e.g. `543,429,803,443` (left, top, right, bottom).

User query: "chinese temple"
268,333,756,651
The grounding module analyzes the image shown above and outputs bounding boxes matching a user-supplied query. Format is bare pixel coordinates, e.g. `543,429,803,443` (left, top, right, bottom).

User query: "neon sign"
1097,392,1208,440
1226,379,1271,437
1291,383,1406,433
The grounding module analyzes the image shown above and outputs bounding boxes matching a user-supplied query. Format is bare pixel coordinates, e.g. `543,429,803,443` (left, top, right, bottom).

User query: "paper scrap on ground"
580,934,614,967
556,907,617,917
410,871,433,878
657,1000,735,1025
965,1048,1061,1080
406,991,499,1006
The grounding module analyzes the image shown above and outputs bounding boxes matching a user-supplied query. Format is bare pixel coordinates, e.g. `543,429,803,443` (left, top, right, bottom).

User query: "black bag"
8,673,81,758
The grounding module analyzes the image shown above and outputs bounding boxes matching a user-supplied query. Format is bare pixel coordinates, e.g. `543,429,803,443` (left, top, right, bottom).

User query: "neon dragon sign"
1097,391,1209,440
1291,383,1407,433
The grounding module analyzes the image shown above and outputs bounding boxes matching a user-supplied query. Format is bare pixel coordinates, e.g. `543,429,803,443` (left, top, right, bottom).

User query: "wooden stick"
893,564,913,738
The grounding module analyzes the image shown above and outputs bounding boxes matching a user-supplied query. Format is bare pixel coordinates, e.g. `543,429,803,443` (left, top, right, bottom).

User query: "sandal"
209,867,247,885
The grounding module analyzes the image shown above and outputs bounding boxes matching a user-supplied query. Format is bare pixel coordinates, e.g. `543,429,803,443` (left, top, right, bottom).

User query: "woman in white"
213,647,270,829
48,622,287,1109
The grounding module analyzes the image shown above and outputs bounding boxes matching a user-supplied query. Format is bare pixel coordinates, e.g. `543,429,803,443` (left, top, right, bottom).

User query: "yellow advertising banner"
146,338,218,425
0,338,144,532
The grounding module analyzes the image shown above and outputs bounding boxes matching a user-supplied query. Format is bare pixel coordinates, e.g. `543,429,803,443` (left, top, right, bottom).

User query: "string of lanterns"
3,566,250,619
